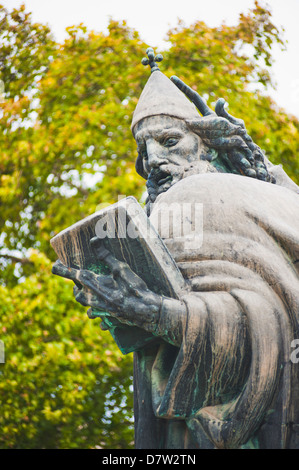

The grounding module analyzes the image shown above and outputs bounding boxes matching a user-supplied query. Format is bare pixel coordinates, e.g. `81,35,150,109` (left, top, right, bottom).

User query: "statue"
52,48,299,449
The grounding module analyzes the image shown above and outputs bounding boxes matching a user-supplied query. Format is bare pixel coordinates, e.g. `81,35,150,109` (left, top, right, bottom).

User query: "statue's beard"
147,167,173,198
145,159,218,215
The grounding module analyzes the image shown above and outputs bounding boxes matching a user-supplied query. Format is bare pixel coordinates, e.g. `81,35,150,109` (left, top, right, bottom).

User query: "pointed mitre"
131,70,200,135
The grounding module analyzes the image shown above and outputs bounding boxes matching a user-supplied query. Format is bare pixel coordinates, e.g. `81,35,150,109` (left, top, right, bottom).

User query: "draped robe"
133,173,299,449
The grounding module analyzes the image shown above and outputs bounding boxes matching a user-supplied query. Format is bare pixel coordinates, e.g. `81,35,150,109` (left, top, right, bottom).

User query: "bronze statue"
52,48,299,449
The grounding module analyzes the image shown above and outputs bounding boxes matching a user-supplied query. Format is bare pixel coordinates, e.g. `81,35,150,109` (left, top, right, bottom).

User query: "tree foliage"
0,251,134,448
0,1,298,448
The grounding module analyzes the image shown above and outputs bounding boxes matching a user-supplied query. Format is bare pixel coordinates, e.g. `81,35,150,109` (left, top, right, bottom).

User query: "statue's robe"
133,173,299,449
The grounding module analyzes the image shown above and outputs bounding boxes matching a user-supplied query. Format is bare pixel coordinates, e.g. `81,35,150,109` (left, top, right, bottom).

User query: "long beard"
145,160,218,215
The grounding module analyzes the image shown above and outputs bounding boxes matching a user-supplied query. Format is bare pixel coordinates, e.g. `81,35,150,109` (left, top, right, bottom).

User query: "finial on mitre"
131,46,199,133
141,47,163,73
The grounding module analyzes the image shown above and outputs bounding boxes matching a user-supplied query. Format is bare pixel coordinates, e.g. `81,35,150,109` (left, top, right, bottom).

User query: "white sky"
2,0,299,118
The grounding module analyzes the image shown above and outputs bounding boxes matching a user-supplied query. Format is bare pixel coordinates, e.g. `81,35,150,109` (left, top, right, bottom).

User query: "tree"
0,251,134,448
0,1,298,448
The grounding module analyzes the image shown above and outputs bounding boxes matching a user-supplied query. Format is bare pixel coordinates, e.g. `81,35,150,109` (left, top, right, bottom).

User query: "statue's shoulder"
153,173,299,217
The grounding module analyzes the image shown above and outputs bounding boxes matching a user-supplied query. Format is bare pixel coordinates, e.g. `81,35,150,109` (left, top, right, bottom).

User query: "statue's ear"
135,153,148,180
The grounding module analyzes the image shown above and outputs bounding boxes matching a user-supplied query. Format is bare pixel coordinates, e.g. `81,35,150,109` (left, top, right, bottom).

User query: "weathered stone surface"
136,172,299,448
131,71,199,132
51,52,299,449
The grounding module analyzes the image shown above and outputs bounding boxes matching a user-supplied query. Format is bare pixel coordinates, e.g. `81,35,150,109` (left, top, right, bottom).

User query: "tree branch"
0,253,33,265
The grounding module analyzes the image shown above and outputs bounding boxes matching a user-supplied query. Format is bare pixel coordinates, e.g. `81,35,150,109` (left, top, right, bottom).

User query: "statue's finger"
90,238,130,278
87,257,147,297
100,275,118,289
256,168,269,181
90,237,110,260
76,288,108,310
186,118,211,131
52,259,66,275
52,260,80,282
187,117,242,139
230,151,256,178
86,244,147,295
233,155,252,173
75,289,91,307
87,308,110,321
95,252,129,278
99,320,110,331
171,75,214,117
77,269,120,303
239,157,251,170
244,168,257,178
253,151,265,163
215,98,245,128
73,285,81,296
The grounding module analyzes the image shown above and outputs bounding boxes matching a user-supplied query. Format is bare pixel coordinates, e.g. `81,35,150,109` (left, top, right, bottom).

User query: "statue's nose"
148,154,162,168
146,141,167,169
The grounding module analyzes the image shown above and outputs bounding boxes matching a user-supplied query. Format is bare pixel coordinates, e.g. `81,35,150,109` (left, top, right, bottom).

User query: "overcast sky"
3,0,299,118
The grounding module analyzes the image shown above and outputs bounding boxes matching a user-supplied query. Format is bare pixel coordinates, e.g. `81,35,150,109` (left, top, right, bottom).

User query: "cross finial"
141,47,163,73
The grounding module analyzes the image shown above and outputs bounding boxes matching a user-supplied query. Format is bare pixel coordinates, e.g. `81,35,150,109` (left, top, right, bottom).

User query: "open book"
50,196,185,354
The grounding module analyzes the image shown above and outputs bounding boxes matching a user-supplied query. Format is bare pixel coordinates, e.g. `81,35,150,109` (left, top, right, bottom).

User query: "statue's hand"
52,240,162,329
171,75,274,183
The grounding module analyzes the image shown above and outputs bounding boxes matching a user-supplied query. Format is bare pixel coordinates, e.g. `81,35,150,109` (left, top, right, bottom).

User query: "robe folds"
133,173,299,449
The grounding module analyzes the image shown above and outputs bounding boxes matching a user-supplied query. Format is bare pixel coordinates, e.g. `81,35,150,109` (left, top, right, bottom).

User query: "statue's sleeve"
152,285,285,448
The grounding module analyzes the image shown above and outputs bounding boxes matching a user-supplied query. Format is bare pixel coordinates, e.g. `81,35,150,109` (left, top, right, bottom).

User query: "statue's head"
131,48,274,207
133,114,216,179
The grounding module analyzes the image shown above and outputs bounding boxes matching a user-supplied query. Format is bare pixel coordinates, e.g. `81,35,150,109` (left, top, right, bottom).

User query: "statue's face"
135,115,207,173
134,115,213,199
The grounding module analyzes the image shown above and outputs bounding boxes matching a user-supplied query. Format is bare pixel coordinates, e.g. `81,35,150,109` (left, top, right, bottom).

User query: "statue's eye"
163,137,179,147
